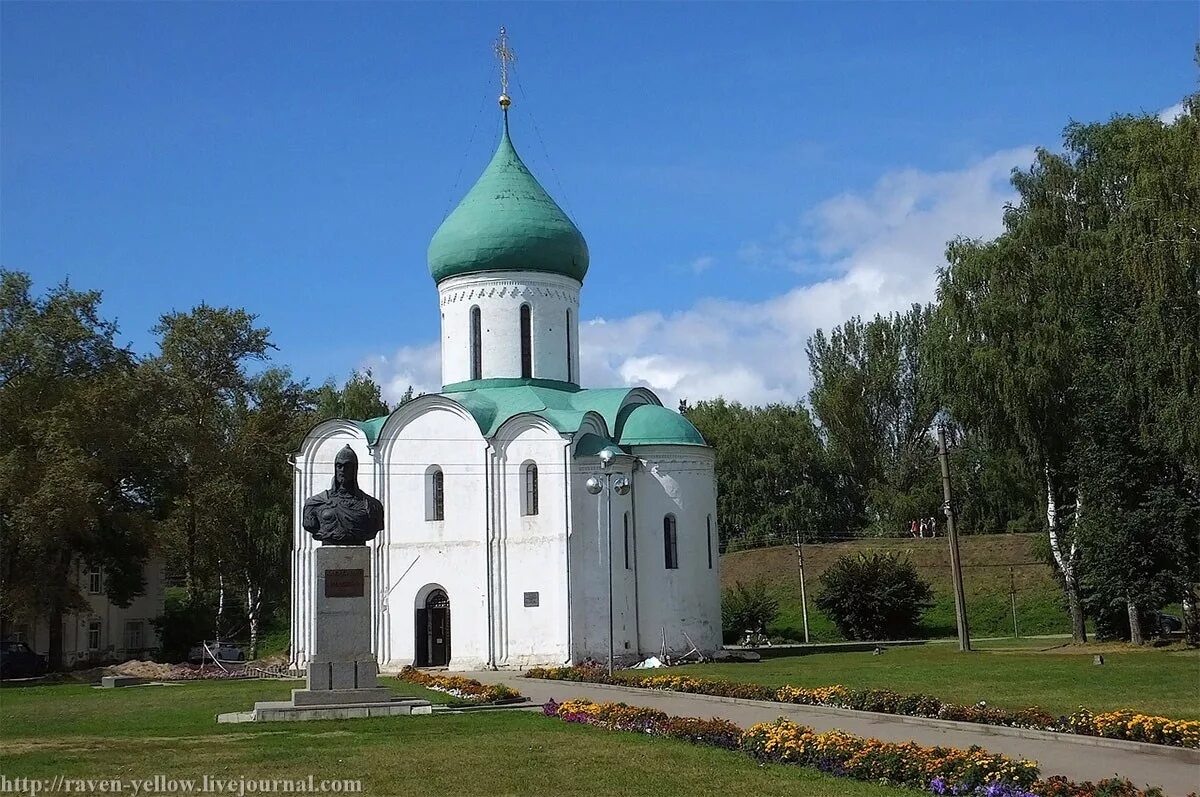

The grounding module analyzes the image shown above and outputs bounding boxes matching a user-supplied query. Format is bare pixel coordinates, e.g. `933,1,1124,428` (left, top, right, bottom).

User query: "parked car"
1155,613,1183,635
0,639,48,679
187,642,245,664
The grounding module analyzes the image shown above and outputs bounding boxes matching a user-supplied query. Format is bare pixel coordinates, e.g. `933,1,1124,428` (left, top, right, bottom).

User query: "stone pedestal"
291,545,391,706
218,544,431,723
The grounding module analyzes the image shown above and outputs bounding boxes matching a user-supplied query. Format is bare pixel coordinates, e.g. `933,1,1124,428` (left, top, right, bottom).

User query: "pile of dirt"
50,659,250,683
110,660,175,679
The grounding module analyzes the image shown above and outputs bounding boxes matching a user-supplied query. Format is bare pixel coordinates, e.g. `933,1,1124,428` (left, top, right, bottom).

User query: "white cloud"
688,255,716,274
579,147,1035,408
1159,101,1185,123
364,342,441,404
366,146,1035,410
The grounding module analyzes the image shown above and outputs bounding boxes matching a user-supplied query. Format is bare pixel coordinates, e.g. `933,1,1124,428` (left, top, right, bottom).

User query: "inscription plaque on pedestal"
324,569,364,598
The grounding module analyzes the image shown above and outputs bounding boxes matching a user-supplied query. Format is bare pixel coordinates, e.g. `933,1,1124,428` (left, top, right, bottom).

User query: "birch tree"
929,93,1200,642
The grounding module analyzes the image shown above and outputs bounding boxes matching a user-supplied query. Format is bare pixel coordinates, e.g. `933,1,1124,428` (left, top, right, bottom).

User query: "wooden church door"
417,589,450,667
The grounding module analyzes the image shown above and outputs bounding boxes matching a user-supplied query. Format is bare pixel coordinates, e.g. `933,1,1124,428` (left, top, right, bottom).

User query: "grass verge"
0,679,913,797
676,641,1200,718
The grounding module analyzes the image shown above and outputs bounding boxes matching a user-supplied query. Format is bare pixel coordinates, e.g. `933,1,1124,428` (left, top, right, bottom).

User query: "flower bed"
397,667,521,704
525,665,1199,748
542,699,1178,797
1066,709,1199,749
545,698,741,749
742,718,1039,792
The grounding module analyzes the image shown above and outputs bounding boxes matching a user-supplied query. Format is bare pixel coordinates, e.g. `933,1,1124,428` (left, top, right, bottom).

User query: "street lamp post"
585,448,630,675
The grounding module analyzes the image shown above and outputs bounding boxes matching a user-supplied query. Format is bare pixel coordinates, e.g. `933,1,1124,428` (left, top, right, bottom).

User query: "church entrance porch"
415,588,451,667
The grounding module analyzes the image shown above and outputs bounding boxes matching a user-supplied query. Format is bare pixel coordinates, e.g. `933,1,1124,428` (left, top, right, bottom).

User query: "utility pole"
793,531,811,644
936,423,971,652
1009,566,1019,639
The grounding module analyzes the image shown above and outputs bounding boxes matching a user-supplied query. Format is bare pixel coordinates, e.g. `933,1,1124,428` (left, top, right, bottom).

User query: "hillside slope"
720,533,1069,641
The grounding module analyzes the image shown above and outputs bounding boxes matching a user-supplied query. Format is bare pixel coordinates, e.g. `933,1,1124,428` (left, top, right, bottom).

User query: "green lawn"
674,639,1200,719
0,679,911,796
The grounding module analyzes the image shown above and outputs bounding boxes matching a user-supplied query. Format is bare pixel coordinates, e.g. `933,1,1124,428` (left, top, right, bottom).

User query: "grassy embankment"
677,638,1200,719
721,533,1071,642
0,678,911,797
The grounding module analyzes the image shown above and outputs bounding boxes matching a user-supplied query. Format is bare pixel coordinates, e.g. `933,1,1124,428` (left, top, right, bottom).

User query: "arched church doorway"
415,588,450,667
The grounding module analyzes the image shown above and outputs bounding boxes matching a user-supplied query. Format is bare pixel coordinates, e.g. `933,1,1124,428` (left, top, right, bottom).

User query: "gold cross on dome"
494,26,516,109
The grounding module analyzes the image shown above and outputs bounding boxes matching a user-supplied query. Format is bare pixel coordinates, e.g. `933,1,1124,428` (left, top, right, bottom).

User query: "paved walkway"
465,672,1200,797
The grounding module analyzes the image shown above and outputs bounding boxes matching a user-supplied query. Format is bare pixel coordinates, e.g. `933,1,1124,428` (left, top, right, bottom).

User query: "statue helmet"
332,444,359,491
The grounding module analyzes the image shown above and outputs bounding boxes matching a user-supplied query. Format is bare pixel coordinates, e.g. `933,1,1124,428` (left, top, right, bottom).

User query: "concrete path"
465,672,1200,797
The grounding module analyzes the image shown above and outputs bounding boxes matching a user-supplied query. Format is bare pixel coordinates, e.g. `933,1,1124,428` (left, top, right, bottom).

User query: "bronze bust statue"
302,445,384,545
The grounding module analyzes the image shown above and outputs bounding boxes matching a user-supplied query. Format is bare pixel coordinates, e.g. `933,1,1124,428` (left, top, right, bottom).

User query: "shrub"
151,588,217,663
814,552,933,640
721,580,780,642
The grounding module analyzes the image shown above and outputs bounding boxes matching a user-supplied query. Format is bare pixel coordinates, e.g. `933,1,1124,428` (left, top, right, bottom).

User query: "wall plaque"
324,569,364,598
523,591,540,607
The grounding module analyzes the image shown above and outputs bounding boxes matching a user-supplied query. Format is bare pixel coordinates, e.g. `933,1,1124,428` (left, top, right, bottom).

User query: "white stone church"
290,104,721,671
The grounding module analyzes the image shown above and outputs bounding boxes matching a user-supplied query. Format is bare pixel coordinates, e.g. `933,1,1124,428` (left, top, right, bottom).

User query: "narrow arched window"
565,309,573,382
470,306,482,381
623,512,631,570
663,515,678,570
426,466,445,521
706,514,713,569
520,304,532,379
523,462,539,516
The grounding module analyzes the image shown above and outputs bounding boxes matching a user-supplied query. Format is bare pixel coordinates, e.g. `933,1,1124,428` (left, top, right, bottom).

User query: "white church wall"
290,422,377,670
568,458,639,664
438,271,581,385
491,417,573,667
375,398,490,671
629,445,722,657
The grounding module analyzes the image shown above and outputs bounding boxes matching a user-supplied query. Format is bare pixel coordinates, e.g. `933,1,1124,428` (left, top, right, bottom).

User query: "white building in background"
4,559,165,667
290,101,721,672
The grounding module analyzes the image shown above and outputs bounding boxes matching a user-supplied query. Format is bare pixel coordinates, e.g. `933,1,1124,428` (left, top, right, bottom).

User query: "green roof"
355,415,388,443
615,404,707,447
427,117,589,284
350,381,681,444
441,382,633,438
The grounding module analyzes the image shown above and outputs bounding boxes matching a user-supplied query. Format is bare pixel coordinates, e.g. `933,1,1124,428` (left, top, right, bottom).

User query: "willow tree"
929,93,1199,642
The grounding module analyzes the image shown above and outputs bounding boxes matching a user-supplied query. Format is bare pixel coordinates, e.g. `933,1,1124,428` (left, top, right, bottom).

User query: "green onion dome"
616,404,707,447
428,119,589,284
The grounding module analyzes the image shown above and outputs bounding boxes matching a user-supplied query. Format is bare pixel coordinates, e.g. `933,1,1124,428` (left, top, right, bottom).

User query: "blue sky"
3,2,1195,406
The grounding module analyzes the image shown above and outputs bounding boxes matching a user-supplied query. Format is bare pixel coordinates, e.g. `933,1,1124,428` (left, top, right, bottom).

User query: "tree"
1067,99,1200,642
221,368,314,658
684,399,840,549
806,305,941,534
814,552,933,640
929,94,1200,642
0,272,156,669
949,430,1041,535
1076,413,1198,643
147,305,273,603
313,369,391,422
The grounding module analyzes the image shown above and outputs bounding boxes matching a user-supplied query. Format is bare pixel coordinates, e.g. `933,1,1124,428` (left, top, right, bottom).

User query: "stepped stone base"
291,687,394,706
217,697,432,724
